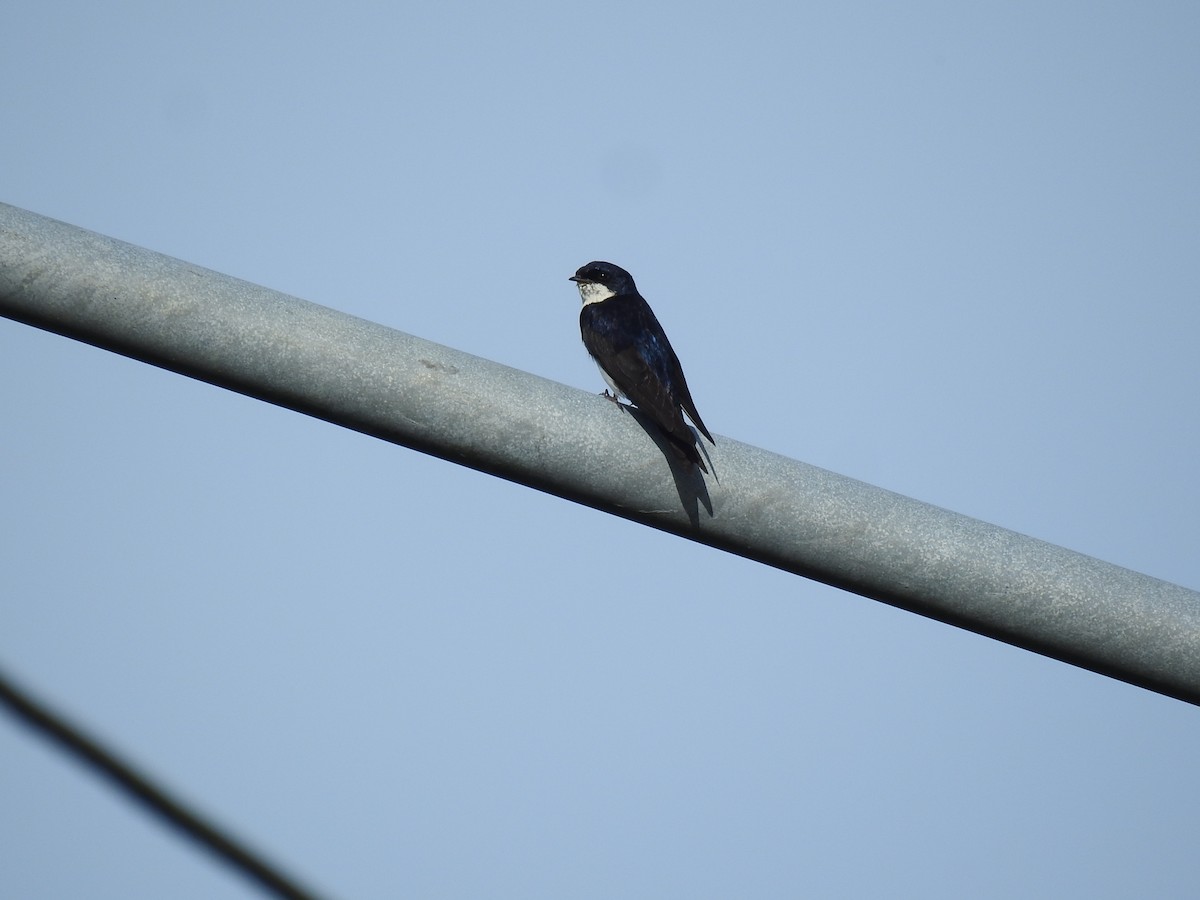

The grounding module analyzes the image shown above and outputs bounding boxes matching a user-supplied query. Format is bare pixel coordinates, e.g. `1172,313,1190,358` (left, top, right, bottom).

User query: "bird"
570,261,714,472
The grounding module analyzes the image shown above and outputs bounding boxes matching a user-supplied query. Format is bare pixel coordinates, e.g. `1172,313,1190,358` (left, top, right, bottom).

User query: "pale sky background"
2,3,1199,898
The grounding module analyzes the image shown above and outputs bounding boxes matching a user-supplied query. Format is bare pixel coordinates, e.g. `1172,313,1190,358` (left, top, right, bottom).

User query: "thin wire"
0,662,327,900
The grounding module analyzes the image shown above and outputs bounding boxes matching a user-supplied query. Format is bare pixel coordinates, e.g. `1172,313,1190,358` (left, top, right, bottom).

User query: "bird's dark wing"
670,364,714,446
581,296,710,470
621,296,714,445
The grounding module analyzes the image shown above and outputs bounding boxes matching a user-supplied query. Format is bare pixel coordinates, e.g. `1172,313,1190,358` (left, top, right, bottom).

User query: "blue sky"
2,3,1199,898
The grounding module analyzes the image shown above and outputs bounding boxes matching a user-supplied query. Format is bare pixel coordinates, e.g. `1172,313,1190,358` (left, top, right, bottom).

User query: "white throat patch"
577,281,616,306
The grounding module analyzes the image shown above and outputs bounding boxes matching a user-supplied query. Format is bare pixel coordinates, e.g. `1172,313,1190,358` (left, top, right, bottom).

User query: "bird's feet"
601,389,621,404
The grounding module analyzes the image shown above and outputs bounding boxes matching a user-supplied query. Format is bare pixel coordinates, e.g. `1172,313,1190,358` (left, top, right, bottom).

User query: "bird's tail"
668,434,709,474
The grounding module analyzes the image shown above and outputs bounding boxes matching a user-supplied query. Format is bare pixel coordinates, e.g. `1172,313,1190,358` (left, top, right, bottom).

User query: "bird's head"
569,261,636,305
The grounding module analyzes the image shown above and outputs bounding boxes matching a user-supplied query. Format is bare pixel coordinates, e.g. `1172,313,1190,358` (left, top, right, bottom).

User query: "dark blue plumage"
570,261,714,472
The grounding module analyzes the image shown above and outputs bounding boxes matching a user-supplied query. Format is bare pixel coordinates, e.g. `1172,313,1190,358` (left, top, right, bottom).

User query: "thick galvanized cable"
0,664,327,900
2,202,1199,705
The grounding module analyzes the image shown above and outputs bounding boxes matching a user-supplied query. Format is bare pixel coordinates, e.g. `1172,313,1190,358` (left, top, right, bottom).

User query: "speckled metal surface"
4,202,1198,704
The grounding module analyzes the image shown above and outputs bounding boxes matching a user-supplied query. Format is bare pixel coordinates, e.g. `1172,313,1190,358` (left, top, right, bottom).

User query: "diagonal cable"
2,200,1199,705
0,664,327,900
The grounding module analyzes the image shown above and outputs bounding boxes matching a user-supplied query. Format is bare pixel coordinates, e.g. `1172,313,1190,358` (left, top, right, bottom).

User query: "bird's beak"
568,275,583,283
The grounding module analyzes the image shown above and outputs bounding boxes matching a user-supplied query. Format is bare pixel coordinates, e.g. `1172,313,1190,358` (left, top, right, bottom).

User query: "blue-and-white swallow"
570,261,714,472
